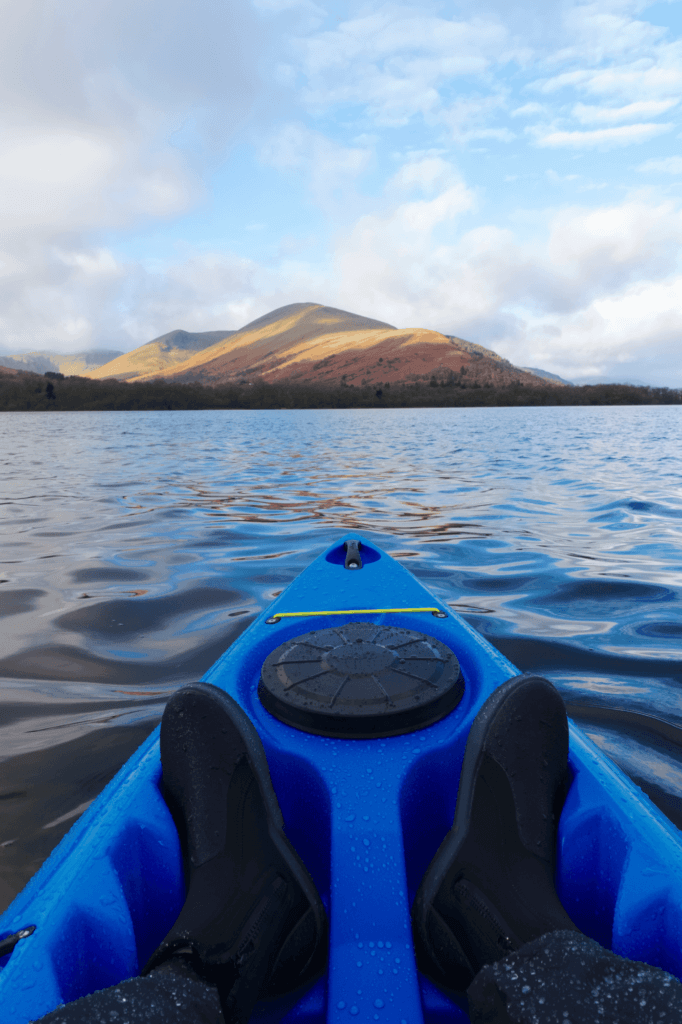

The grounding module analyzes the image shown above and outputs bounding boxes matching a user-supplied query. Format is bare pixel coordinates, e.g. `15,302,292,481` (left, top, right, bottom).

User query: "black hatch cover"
258,622,463,738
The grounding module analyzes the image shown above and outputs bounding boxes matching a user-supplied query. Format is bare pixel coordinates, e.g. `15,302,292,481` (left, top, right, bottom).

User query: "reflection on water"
1,406,682,912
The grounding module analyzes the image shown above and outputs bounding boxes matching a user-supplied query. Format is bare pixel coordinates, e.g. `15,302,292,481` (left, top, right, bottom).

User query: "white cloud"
551,5,667,66
387,156,461,197
637,156,682,174
332,161,475,319
546,169,580,184
441,93,515,141
512,102,546,117
259,122,372,213
536,122,673,148
536,62,682,102
0,0,263,351
297,7,511,126
546,200,682,284
572,99,679,123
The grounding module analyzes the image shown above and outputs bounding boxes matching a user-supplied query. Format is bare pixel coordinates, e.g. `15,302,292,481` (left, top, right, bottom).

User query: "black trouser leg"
467,929,682,1024
33,959,227,1024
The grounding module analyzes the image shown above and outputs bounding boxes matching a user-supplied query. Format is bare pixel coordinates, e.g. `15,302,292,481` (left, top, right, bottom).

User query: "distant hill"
87,329,236,381
445,336,514,366
0,349,123,376
522,367,574,386
89,303,565,392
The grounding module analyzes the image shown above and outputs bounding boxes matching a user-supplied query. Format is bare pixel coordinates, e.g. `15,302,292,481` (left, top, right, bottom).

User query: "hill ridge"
84,303,566,392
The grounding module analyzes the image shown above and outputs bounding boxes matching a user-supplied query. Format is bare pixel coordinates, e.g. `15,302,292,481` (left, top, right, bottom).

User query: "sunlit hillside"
90,303,562,392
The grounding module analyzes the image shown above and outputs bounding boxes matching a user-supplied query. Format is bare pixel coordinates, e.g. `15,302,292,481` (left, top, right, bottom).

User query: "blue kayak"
1,536,682,1024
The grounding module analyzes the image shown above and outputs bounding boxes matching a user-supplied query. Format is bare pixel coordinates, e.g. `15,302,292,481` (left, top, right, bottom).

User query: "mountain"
522,367,574,386
86,329,236,381
0,350,123,376
89,303,565,392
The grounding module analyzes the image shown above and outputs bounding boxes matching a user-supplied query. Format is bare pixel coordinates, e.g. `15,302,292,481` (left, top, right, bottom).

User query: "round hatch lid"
258,622,463,738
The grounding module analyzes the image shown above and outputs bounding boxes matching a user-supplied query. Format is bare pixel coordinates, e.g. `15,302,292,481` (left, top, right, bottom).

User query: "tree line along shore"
1,370,680,411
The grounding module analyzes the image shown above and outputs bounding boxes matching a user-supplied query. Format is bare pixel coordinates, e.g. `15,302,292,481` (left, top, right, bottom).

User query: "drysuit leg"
466,928,682,1024
33,959,226,1024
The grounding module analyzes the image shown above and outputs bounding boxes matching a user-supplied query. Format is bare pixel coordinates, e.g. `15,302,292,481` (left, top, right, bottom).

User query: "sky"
2,0,682,384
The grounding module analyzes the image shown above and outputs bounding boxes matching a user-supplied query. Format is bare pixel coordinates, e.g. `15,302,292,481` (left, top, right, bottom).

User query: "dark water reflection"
1,406,682,913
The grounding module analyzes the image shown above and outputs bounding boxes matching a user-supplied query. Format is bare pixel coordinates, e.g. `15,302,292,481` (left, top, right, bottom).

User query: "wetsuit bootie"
412,673,578,997
142,682,327,1023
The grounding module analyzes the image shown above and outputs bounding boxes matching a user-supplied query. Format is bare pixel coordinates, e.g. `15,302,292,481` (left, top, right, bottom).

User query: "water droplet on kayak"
350,1007,359,1015
338,1002,346,1009
346,814,355,822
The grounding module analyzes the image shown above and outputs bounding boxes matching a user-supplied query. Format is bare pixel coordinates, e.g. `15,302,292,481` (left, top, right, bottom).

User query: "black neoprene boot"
412,674,578,997
143,683,328,1023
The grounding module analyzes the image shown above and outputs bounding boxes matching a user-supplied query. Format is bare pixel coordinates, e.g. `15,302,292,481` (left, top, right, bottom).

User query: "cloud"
0,0,264,351
297,6,511,126
546,170,579,184
637,156,682,174
331,159,476,324
535,122,673,148
259,122,372,213
535,63,682,102
572,99,679,124
550,5,667,66
441,94,514,142
512,102,546,117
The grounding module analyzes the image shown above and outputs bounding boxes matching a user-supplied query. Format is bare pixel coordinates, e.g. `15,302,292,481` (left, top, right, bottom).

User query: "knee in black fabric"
33,970,225,1024
467,929,682,1024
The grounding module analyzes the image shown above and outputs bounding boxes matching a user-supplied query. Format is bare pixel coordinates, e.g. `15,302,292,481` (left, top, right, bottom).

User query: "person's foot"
412,674,577,996
143,683,328,1023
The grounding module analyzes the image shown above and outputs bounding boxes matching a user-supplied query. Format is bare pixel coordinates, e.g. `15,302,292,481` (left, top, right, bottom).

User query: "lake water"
1,405,681,914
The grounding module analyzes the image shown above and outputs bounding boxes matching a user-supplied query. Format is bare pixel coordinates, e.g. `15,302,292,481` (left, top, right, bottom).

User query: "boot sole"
412,674,571,994
151,682,327,997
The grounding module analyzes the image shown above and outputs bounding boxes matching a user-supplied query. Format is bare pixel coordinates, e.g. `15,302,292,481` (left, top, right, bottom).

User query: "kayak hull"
1,537,681,1024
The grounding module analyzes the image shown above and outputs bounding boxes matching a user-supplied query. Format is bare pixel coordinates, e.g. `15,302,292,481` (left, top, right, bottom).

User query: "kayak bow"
1,536,681,1024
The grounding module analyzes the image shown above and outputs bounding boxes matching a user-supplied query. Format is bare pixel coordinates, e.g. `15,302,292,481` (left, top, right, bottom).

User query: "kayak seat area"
2,651,682,1024
2,537,682,1024
107,791,185,975
557,725,682,981
0,731,186,1022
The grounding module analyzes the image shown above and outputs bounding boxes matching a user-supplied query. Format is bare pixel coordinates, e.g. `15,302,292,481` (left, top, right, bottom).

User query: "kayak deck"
1,537,682,1024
